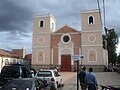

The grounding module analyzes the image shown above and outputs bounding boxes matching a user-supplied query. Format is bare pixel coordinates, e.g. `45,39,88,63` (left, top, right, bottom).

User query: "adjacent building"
0,48,31,72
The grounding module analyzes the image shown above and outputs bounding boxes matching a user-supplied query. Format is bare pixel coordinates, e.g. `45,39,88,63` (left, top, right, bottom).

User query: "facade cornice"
51,32,81,35
34,13,56,21
81,30,102,33
33,32,51,35
81,9,100,13
33,46,50,48
82,45,103,47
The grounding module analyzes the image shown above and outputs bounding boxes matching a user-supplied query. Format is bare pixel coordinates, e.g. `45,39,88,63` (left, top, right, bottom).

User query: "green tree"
103,28,119,63
117,53,120,63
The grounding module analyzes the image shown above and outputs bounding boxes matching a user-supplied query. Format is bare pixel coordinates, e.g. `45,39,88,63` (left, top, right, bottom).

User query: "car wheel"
60,79,62,86
58,79,62,88
50,82,58,90
56,81,58,88
50,87,57,90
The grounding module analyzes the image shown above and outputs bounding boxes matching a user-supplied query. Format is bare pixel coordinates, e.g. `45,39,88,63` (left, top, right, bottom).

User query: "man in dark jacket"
78,66,87,90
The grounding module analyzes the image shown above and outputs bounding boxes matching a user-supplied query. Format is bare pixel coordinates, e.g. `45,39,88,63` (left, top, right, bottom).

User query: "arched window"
13,60,16,64
52,22,54,30
37,51,44,61
89,16,94,24
88,49,97,61
5,59,9,65
39,20,44,27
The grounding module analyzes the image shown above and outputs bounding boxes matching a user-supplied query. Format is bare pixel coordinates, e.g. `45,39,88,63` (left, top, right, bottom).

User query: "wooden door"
61,55,71,71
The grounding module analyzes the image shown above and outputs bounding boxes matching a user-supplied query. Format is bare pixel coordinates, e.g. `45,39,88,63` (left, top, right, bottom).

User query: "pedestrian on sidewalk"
78,66,87,90
85,67,98,90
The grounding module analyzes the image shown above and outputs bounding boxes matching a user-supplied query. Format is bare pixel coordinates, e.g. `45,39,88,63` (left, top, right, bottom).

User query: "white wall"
0,57,2,72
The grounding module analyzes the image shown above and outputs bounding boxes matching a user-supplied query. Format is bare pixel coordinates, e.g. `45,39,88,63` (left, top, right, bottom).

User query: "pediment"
54,25,80,33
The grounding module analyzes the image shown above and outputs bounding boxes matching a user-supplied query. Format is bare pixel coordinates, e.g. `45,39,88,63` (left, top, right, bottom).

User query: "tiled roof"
0,49,19,58
24,54,31,60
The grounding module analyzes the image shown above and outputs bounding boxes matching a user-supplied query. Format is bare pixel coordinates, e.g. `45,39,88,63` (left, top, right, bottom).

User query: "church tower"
81,9,105,71
32,14,56,69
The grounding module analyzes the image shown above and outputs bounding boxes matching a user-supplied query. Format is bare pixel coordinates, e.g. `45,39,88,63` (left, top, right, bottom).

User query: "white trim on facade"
33,46,50,48
71,42,74,65
88,15,95,25
39,19,45,28
88,34,96,42
36,50,45,63
51,32,81,35
61,34,71,44
87,49,97,62
34,14,56,22
37,36,44,45
81,30,102,33
81,9,99,13
58,44,61,65
33,32,51,35
82,45,103,47
58,41,74,65
51,48,53,64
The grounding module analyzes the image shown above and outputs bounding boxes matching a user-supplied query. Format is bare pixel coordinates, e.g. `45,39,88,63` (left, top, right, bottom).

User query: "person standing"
78,66,87,90
85,67,98,90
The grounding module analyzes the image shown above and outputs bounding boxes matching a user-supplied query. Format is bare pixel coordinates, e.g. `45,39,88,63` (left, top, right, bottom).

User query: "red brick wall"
51,33,81,65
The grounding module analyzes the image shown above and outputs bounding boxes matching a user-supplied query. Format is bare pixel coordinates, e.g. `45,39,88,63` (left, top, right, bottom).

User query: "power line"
103,0,106,28
96,0,107,35
97,0,100,10
96,0,103,28
102,0,107,36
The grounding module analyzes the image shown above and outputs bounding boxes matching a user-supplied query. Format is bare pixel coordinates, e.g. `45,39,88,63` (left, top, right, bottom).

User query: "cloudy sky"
0,0,120,54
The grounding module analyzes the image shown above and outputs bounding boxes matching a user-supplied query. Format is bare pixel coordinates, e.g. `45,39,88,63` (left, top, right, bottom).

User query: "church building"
32,9,108,72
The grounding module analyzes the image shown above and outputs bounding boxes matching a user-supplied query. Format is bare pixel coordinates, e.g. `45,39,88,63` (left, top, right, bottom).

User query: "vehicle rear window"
1,66,11,78
11,66,20,78
37,71,52,77
53,71,59,77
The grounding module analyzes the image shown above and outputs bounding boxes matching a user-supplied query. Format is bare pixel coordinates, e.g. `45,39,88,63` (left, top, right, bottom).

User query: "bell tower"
81,9,105,70
32,14,56,68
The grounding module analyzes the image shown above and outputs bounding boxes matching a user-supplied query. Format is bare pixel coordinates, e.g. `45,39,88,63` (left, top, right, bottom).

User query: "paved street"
60,72,120,90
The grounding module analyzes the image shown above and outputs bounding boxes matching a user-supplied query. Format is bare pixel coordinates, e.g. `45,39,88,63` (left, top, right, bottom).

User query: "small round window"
61,34,71,43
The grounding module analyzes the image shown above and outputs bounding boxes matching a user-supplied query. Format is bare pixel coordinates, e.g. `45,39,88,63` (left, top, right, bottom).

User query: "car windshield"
2,80,32,90
37,71,52,77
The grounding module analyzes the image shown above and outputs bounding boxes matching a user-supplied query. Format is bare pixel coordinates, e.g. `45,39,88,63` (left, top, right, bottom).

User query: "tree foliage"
103,28,119,63
117,53,120,63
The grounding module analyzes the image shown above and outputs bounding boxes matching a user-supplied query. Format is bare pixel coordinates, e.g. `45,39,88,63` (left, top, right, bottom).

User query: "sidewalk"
61,72,120,90
59,72,76,84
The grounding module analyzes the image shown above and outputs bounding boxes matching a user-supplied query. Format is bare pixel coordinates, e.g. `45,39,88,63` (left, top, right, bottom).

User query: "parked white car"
35,69,62,89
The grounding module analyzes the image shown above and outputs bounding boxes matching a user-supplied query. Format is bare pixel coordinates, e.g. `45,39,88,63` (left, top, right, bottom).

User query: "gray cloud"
0,0,34,32
0,0,34,53
105,1,120,36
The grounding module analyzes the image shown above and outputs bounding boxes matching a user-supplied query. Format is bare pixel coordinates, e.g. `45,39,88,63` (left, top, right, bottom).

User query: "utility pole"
103,0,108,65
71,55,81,90
77,60,79,90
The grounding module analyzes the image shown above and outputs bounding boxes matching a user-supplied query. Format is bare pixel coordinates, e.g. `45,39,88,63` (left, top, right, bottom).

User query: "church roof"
54,25,80,33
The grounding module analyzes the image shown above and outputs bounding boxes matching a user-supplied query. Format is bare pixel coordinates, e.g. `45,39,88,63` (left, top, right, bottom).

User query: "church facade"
32,9,108,71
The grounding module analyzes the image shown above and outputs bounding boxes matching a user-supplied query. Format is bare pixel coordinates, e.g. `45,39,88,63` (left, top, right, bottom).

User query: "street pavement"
59,72,120,90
